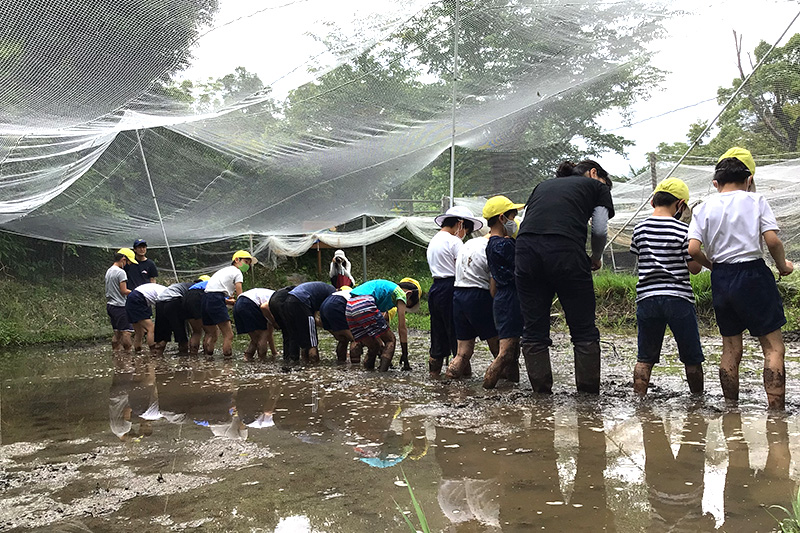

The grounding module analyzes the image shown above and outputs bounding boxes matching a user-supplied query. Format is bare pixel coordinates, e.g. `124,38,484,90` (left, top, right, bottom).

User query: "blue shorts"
125,291,152,324
233,296,268,334
636,296,704,365
453,288,498,341
711,259,786,337
202,292,231,326
107,304,133,332
320,294,348,332
493,287,523,339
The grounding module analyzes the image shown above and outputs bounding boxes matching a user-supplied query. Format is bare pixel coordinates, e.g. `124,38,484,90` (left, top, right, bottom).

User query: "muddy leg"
446,339,475,379
483,338,517,389
719,335,743,403
244,332,259,361
219,321,234,358
188,318,202,355
335,338,348,364
428,357,444,379
349,341,363,364
759,329,785,410
684,364,704,394
377,329,396,372
362,338,381,370
633,362,652,397
203,324,218,357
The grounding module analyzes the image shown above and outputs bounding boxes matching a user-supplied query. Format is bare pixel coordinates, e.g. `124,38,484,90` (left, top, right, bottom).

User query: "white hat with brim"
433,206,484,232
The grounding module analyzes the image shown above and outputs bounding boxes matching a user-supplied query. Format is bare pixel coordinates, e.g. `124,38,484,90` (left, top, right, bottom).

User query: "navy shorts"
182,288,204,320
711,259,786,337
233,296,268,334
320,294,348,332
202,292,231,326
280,295,317,349
155,299,188,343
493,287,523,339
453,288,498,341
125,290,152,324
636,296,704,365
107,304,133,332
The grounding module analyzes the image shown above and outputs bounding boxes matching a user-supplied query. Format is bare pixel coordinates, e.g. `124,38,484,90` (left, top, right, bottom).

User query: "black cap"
133,239,147,248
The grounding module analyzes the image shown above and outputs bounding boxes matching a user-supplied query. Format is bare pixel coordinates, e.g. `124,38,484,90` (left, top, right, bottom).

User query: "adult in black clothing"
125,238,159,289
515,160,614,394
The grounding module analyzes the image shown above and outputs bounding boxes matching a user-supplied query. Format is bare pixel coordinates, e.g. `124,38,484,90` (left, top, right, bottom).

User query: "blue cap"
133,239,147,248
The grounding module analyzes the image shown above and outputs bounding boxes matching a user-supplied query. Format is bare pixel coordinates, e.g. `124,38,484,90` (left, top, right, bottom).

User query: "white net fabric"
1,0,799,253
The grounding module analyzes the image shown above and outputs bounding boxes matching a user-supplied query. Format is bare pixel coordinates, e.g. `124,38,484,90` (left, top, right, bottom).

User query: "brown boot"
428,357,444,379
445,355,471,379
523,343,552,394
574,341,601,394
483,352,511,389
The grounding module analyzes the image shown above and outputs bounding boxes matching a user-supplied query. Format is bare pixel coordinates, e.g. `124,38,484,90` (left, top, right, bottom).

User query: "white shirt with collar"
427,230,463,278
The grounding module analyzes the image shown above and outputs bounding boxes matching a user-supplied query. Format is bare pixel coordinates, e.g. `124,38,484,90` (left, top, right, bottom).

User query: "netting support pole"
362,215,368,283
135,129,179,282
448,0,461,209
604,8,800,253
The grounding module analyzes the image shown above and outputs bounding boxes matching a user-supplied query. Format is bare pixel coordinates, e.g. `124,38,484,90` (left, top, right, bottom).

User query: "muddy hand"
400,342,411,371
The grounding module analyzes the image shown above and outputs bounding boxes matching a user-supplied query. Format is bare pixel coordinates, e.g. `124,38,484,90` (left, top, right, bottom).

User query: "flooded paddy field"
3,331,800,532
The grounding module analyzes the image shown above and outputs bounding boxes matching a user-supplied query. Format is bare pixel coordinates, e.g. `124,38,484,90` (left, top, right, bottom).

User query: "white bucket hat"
433,205,484,232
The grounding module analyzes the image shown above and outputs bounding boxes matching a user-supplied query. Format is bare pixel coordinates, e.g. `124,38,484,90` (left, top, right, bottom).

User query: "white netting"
1,0,799,252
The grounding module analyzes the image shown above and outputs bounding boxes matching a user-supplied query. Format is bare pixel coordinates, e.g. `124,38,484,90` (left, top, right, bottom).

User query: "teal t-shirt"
350,279,406,312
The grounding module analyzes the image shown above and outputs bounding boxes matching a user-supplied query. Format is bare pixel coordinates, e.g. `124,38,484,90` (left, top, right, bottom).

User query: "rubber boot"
428,357,444,379
522,343,552,394
574,341,601,394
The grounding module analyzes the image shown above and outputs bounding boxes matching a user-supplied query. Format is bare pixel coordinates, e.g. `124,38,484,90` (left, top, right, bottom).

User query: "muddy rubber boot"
483,352,511,390
574,341,601,394
428,357,444,379
445,355,471,379
522,343,552,394
378,356,392,372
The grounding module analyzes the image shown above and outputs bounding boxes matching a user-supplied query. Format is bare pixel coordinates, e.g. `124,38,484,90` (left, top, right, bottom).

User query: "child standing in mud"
630,178,704,396
688,147,793,410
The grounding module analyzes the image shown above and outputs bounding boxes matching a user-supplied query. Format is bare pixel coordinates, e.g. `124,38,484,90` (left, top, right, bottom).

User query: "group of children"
104,146,793,409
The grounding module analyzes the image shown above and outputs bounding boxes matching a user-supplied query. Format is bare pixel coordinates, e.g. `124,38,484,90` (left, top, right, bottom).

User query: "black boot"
522,343,552,394
574,341,601,394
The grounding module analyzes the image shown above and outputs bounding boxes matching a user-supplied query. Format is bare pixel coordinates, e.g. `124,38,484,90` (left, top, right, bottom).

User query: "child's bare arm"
687,260,703,275
687,239,712,270
763,230,794,276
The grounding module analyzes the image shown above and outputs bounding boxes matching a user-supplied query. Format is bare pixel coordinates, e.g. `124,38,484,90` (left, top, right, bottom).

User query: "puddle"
2,332,800,531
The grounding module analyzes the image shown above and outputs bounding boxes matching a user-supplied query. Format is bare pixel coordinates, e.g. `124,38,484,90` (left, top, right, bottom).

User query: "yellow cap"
482,195,525,220
339,285,353,291
719,147,755,177
232,250,258,264
399,277,422,295
117,248,138,264
198,275,211,282
654,177,689,202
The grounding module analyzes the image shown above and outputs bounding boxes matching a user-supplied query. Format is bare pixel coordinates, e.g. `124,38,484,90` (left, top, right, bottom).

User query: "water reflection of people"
109,354,159,441
722,412,794,531
639,405,715,530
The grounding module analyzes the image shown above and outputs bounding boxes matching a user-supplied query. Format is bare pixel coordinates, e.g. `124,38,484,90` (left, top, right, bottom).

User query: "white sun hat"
433,205,485,232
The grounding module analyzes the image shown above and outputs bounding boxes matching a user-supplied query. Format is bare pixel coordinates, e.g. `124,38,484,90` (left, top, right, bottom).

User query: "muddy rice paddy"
2,331,800,532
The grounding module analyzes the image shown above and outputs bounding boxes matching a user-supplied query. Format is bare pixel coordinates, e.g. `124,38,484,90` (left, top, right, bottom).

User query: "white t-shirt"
134,283,167,305
455,236,491,290
241,288,275,306
427,230,463,278
688,191,779,264
205,265,244,296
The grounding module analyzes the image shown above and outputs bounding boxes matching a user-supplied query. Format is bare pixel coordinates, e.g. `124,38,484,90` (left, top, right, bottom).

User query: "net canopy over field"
2,0,800,255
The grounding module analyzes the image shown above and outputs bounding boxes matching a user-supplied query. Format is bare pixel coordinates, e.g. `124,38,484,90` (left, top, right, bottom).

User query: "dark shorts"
453,288,497,341
493,287,523,340
154,299,188,344
268,287,300,361
278,294,317,349
320,294,348,332
183,288,204,320
636,295,704,365
202,292,231,326
107,304,133,332
346,295,389,341
233,296,268,334
125,290,152,324
428,276,457,360
711,259,786,337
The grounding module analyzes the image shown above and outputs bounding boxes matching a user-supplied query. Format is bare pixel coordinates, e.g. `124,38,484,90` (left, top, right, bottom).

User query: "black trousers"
515,234,599,345
428,276,457,360
269,287,300,361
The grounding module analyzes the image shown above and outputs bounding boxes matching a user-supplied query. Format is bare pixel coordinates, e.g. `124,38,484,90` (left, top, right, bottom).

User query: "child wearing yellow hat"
688,148,793,409
105,248,137,354
630,178,704,397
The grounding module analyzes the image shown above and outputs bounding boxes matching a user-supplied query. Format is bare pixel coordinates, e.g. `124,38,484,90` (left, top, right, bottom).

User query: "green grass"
393,469,431,533
768,486,800,532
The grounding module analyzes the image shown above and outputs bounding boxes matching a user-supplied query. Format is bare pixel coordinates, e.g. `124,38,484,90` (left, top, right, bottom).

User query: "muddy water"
2,332,800,532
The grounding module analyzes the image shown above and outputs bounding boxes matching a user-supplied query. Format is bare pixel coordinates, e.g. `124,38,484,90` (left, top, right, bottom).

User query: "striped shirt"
630,216,694,303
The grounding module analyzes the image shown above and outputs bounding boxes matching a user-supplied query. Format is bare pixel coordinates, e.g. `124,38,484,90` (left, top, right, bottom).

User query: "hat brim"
433,213,485,232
